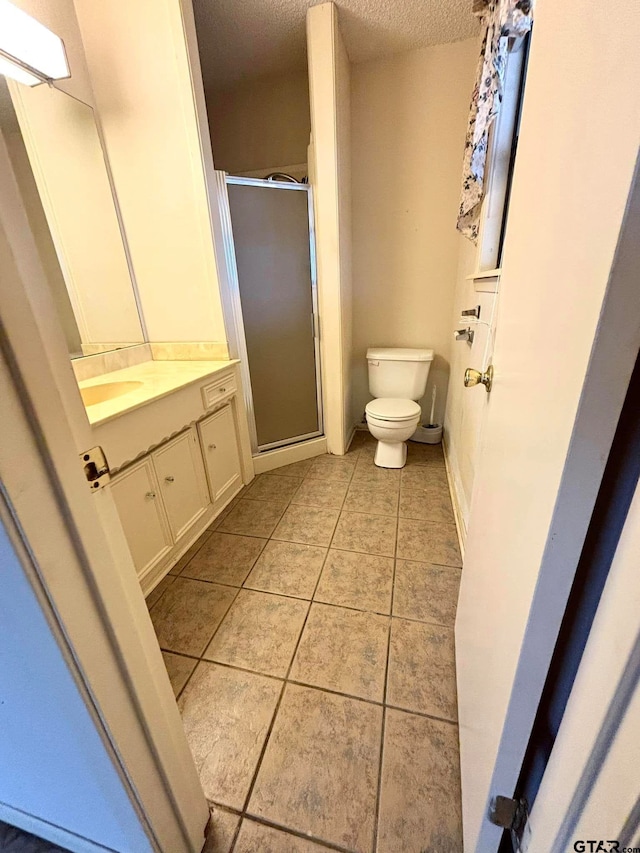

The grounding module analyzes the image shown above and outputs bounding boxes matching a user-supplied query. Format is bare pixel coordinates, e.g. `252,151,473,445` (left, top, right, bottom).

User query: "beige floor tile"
150,578,237,656
145,574,175,609
180,532,266,586
218,499,284,538
396,519,462,566
398,488,455,524
332,511,397,557
315,549,393,613
203,590,309,677
393,560,461,626
290,477,348,510
234,819,330,852
161,651,197,697
244,540,327,599
377,709,462,853
203,807,240,853
306,455,355,482
290,603,389,702
170,528,214,575
179,662,281,809
405,441,445,466
272,505,340,546
269,458,314,478
245,473,302,506
249,684,382,853
387,618,457,721
400,465,449,492
351,462,401,488
356,440,377,461
211,490,246,529
343,482,399,517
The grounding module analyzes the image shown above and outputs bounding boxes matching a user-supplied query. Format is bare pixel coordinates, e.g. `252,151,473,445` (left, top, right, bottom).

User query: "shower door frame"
220,174,324,454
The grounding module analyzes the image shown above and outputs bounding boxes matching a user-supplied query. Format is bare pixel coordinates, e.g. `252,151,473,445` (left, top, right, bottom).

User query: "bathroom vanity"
81,358,252,595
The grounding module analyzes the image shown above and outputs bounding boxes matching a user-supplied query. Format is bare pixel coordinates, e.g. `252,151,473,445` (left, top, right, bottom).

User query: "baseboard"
252,436,327,473
442,437,468,561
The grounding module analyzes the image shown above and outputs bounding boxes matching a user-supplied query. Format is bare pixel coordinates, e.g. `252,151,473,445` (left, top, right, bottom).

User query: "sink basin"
81,380,144,407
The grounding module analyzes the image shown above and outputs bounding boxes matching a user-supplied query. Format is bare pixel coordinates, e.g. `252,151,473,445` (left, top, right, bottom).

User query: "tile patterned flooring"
147,432,463,853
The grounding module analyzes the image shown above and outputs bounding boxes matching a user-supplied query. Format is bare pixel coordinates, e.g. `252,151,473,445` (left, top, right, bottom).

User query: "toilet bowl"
366,347,434,468
365,398,421,468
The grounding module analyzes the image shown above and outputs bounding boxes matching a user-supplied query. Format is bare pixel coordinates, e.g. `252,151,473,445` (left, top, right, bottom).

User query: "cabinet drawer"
198,404,242,506
111,458,172,578
201,372,236,410
152,428,210,541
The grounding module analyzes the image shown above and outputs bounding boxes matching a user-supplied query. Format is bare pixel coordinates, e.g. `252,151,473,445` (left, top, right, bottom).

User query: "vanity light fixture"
0,0,69,87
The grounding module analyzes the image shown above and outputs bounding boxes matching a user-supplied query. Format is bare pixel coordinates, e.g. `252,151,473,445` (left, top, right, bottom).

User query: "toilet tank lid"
367,347,434,362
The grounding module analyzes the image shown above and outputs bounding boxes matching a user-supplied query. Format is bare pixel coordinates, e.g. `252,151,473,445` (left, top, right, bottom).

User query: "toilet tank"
367,347,434,400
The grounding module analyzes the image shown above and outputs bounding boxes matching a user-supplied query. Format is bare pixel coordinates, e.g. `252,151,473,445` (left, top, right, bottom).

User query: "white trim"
213,170,258,448
442,437,467,559
252,436,327,474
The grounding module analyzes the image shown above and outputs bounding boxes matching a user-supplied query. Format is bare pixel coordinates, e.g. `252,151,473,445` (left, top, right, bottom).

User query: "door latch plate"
80,446,110,492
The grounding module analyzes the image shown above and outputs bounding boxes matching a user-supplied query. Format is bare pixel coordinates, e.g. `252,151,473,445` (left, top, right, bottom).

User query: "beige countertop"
79,359,238,426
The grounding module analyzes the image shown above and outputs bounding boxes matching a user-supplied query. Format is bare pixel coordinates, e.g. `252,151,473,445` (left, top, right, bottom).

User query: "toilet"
365,347,434,468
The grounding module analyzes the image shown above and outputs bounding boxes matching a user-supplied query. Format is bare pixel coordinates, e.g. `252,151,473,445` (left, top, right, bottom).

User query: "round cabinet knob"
464,364,494,393
165,475,175,483
220,387,226,393
208,443,217,451
145,491,156,499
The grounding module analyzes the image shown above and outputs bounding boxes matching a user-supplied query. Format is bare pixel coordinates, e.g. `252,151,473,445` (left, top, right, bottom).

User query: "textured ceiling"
194,0,478,90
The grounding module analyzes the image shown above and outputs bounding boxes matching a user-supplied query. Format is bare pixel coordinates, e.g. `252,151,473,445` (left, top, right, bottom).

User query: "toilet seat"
365,398,421,422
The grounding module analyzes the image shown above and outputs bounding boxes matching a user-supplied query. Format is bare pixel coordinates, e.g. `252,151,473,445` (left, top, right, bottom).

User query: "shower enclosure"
217,175,322,453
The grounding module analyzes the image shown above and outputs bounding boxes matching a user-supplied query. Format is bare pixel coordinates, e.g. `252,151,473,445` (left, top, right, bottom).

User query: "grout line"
237,471,351,820
236,813,354,853
373,477,401,852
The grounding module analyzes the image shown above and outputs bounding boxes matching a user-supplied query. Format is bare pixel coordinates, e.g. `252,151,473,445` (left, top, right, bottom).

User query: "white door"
111,458,173,576
525,481,640,852
154,428,210,540
454,1,640,850
199,404,243,507
0,125,208,849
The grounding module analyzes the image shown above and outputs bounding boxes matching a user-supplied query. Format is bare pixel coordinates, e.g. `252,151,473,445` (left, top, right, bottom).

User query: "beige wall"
307,3,353,454
351,38,478,427
206,71,311,175
74,0,227,345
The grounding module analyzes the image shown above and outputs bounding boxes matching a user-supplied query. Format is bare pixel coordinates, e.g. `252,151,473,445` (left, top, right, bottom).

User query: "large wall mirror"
0,78,145,358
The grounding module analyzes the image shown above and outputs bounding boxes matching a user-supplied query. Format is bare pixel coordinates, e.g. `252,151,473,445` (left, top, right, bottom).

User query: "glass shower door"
226,177,322,450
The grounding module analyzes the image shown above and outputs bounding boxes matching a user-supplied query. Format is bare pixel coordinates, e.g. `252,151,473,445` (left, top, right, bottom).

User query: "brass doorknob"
464,364,494,393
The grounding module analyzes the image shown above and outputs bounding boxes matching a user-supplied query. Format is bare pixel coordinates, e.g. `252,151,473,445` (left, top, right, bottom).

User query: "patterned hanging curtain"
457,0,534,241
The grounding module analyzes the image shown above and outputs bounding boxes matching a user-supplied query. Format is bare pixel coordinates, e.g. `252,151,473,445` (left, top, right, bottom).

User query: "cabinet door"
153,428,210,541
110,458,172,578
199,404,242,507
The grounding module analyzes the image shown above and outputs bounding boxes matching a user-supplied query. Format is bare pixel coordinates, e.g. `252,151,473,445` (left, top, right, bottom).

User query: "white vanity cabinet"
153,429,210,540
111,426,210,578
105,365,253,594
110,458,173,577
199,404,242,511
